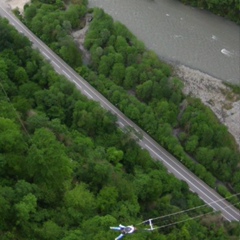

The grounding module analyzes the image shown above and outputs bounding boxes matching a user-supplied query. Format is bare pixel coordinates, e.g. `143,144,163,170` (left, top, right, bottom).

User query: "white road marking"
146,145,154,153
84,90,93,99
52,61,60,68
223,215,231,222
71,79,82,89
212,206,216,211
42,51,49,59
62,70,70,78
72,70,118,113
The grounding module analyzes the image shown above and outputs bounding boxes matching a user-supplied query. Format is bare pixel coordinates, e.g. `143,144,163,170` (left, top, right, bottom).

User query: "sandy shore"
5,0,30,13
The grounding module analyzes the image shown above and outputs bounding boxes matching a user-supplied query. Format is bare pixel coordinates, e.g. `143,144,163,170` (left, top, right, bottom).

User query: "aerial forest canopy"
21,0,240,199
178,0,240,24
0,0,240,239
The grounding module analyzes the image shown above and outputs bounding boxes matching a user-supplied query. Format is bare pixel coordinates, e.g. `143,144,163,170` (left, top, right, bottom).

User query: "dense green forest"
178,0,240,24
19,0,240,204
2,15,240,240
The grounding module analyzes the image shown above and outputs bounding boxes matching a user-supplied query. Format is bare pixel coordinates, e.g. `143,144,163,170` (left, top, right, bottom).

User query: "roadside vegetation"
82,9,240,199
178,0,240,24
19,0,240,205
2,16,240,239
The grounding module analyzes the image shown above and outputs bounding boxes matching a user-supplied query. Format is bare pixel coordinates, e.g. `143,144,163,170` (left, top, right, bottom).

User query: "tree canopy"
20,0,240,211
0,1,240,239
178,0,240,24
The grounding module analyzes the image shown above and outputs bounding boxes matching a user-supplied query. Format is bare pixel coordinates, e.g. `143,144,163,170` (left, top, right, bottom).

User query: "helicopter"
110,224,137,240
110,220,155,240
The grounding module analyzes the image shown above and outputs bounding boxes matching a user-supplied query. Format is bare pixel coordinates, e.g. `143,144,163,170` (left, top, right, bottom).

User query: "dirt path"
72,15,92,65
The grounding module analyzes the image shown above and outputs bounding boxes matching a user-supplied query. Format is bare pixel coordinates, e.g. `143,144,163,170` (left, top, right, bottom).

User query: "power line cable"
0,81,61,189
137,192,240,225
2,70,240,230
153,200,240,231
0,81,30,137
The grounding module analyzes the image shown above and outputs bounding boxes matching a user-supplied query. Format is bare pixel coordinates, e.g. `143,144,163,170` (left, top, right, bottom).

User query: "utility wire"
0,81,30,137
2,76,240,231
137,192,240,225
153,200,240,231
0,81,60,187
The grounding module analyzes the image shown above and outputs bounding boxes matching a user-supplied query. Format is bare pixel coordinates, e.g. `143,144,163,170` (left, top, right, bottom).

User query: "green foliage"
0,117,25,153
224,82,240,95
110,62,126,84
97,186,119,214
84,8,240,190
23,1,87,68
15,193,37,223
178,0,240,24
13,67,29,85
107,147,124,165
0,186,14,230
1,4,240,240
37,220,63,240
83,8,240,204
27,128,72,183
59,37,82,67
123,66,138,89
31,2,239,212
180,98,240,183
64,184,96,220
134,169,163,202
185,135,199,153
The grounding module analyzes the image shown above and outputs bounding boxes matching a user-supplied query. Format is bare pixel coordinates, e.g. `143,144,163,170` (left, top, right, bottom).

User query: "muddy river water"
88,0,240,85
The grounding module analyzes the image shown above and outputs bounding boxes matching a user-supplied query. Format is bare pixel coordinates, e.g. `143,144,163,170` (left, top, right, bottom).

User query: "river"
88,0,240,85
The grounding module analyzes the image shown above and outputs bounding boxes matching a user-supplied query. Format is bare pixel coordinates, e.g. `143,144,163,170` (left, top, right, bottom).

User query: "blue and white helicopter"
110,219,155,240
110,224,136,240
109,193,235,239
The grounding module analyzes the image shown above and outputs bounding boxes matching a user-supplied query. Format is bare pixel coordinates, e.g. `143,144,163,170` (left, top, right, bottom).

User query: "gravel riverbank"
176,65,240,149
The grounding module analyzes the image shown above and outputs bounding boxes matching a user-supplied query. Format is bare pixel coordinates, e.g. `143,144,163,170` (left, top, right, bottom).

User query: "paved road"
1,3,240,222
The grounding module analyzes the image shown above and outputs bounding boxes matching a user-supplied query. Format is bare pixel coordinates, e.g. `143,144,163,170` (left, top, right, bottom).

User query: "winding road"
0,1,240,222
